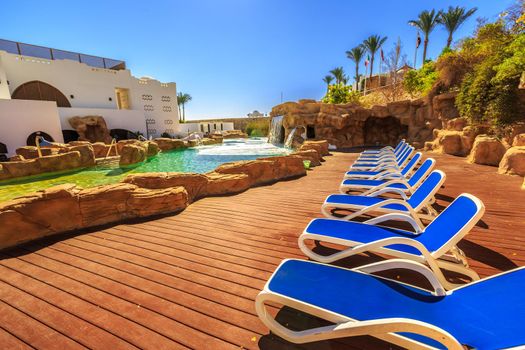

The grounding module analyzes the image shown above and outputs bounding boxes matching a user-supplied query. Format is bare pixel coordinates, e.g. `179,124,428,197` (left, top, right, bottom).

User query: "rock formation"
0,138,329,251
269,95,451,149
153,138,186,151
468,135,507,166
69,116,112,144
499,146,525,176
222,130,249,139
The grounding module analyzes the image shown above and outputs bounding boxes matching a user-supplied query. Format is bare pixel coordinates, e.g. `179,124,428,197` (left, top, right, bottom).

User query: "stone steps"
95,156,121,168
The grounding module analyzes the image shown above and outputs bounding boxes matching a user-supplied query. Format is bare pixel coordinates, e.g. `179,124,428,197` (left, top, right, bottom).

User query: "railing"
35,135,43,158
0,38,126,70
105,138,119,158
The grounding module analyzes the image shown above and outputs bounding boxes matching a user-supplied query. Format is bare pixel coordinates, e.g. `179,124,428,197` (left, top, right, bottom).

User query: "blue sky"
2,0,514,120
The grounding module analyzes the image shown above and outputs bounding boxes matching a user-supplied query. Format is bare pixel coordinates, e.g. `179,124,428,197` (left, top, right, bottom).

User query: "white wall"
58,107,147,136
178,122,235,135
176,123,201,137
0,99,63,156
0,50,180,138
0,55,11,99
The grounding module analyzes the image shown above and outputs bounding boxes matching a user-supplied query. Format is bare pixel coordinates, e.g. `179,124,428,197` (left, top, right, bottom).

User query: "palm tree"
362,35,388,79
346,45,365,88
440,6,477,48
177,92,192,123
322,75,334,92
329,67,346,85
409,9,441,64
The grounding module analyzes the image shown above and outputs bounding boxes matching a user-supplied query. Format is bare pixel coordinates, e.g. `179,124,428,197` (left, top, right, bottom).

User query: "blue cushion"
305,219,422,255
352,163,381,168
342,179,408,190
308,194,480,257
325,194,409,212
345,170,381,177
400,153,421,176
268,260,525,350
407,171,443,209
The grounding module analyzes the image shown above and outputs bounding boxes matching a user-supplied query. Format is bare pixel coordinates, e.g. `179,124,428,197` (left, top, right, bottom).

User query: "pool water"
0,138,290,202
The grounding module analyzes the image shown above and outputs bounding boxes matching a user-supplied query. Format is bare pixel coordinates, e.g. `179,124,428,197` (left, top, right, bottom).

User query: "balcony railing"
0,39,126,70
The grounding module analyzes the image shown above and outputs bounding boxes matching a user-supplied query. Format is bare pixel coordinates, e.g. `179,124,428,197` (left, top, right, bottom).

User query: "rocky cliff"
270,94,459,149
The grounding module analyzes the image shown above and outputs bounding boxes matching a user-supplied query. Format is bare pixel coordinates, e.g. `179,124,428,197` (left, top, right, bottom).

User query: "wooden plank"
0,150,522,349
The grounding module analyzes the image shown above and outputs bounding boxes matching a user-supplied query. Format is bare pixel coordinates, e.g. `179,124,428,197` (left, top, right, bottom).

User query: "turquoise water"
0,138,290,202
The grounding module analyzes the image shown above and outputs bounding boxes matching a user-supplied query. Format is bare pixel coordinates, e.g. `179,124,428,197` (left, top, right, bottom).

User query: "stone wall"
269,95,452,149
0,142,328,250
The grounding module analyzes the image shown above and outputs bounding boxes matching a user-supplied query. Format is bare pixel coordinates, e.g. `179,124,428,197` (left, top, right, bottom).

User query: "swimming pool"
0,138,290,202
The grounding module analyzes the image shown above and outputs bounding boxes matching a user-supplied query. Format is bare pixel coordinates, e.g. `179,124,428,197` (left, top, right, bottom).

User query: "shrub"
160,132,172,138
245,119,270,137
455,20,524,125
322,84,361,104
403,61,438,97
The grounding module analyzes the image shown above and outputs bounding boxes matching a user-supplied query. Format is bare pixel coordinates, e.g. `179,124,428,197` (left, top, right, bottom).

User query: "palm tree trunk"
355,66,359,90
446,33,453,48
178,105,182,123
182,104,185,123
423,36,429,63
369,54,374,79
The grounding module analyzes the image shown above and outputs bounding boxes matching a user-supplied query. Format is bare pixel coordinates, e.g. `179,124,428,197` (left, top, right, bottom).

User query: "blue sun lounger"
357,141,408,161
324,170,445,230
351,146,414,171
300,193,484,290
256,258,525,349
360,139,405,155
345,152,422,179
340,158,435,195
355,142,411,163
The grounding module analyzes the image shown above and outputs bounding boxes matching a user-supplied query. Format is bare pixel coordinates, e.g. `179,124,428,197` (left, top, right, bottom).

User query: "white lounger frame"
256,259,464,349
344,152,422,180
299,193,485,291
340,158,435,196
351,147,414,171
323,170,445,231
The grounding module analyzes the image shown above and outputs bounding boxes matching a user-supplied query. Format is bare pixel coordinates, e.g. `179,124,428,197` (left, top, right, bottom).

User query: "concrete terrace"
0,151,524,349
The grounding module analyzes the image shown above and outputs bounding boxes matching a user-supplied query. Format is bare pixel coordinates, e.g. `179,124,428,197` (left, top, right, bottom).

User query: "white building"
177,121,235,137
0,39,180,156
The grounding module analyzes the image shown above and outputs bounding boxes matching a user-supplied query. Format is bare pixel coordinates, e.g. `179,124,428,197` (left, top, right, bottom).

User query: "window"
115,87,131,109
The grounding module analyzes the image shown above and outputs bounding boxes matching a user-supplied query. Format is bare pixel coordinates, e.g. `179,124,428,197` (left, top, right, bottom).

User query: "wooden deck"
0,151,524,349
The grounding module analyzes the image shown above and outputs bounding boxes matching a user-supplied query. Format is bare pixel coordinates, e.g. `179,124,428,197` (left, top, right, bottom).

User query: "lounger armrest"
355,259,446,296
361,178,411,196
328,318,461,349
376,172,405,181
364,212,424,233
256,291,462,348
337,199,419,224
353,237,456,290
372,164,401,173
367,187,408,200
